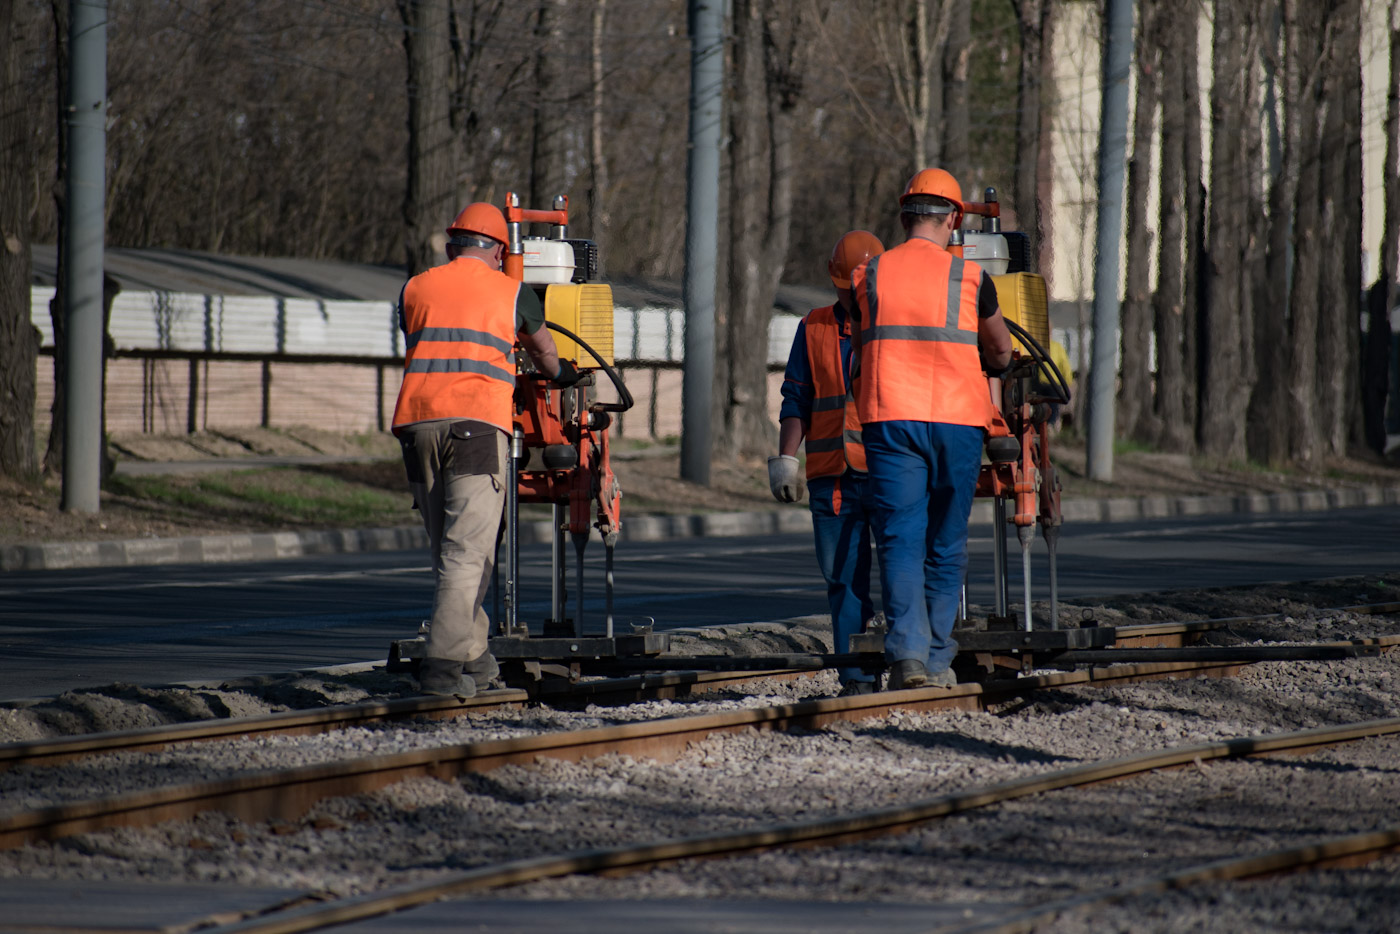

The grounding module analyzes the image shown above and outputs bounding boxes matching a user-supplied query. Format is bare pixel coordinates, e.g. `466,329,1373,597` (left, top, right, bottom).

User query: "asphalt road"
2,505,1398,701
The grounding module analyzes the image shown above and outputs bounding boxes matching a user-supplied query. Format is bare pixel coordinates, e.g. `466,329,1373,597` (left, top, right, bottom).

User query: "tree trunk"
587,0,610,267
1197,0,1255,461
1248,0,1297,466
41,0,67,476
1118,0,1158,443
1286,0,1327,465
1174,0,1205,453
722,0,806,458
529,0,569,210
0,0,38,479
399,0,459,275
1010,0,1054,265
1316,0,1361,456
941,0,970,181
1153,0,1189,451
1361,7,1399,453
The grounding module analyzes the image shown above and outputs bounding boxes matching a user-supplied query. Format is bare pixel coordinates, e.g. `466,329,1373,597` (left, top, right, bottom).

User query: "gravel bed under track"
1,575,1398,931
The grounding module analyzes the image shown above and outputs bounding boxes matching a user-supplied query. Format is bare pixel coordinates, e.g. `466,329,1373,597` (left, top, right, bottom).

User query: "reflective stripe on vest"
392,257,520,434
803,305,866,479
852,238,995,428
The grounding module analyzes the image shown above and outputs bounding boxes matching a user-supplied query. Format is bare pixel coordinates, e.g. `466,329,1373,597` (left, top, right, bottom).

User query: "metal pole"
992,498,1008,619
680,0,721,485
61,0,107,513
1085,0,1134,482
507,427,522,635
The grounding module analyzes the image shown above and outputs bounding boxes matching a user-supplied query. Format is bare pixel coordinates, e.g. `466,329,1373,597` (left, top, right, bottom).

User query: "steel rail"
199,716,1400,934
0,658,1257,849
0,690,529,773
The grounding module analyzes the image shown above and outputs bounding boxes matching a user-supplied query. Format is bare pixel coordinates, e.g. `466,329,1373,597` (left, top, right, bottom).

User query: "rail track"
2,603,1396,931
178,716,1400,934
4,607,1395,775
3,614,1397,849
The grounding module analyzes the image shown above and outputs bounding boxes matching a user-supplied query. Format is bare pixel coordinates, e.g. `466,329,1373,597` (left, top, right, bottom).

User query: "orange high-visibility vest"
803,305,866,479
852,237,994,428
392,257,520,435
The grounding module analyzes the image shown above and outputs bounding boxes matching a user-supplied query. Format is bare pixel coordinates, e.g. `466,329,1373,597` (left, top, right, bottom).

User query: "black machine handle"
545,320,636,414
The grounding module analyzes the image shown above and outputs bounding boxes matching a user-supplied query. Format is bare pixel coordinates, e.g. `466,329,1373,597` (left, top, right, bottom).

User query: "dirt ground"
1,425,1398,546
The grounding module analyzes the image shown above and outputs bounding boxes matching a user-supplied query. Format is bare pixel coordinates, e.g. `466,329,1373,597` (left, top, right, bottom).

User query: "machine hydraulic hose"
544,321,635,414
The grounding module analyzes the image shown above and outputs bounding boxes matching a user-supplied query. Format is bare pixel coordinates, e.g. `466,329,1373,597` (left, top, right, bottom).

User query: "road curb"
4,484,1399,573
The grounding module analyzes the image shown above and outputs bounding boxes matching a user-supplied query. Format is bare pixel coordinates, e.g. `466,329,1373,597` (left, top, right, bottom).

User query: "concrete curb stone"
4,484,1399,573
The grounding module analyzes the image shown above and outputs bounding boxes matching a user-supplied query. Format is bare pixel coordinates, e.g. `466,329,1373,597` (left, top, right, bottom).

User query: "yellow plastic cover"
990,272,1050,352
544,283,614,367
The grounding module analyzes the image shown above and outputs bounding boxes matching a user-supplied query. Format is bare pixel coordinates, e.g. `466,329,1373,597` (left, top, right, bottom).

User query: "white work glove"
767,455,805,503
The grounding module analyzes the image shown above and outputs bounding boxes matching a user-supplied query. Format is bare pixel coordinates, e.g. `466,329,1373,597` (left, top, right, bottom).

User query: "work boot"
417,657,476,698
837,679,875,698
462,651,500,692
887,659,928,691
926,667,958,688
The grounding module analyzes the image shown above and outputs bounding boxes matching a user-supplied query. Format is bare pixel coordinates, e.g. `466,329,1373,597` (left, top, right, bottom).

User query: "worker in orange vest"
850,169,1013,690
771,230,885,696
392,202,581,697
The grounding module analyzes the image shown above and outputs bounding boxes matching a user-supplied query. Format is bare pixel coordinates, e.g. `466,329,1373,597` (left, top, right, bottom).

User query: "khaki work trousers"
400,420,507,664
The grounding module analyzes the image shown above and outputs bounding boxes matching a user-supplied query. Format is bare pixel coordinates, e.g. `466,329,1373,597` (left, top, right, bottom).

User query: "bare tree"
1285,0,1327,465
400,0,460,274
867,0,951,174
1248,0,1297,466
1117,0,1159,442
1009,0,1056,267
40,0,66,476
528,0,569,209
1197,0,1261,461
1316,0,1362,456
586,0,610,266
941,0,969,180
721,0,810,456
1152,0,1194,451
1360,1,1399,453
0,0,39,479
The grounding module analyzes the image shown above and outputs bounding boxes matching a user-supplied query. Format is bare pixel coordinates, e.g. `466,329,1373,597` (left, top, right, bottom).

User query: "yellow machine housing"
990,272,1050,352
544,283,615,366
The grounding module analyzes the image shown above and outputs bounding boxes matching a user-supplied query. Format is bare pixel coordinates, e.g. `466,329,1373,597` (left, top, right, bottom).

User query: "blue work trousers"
864,420,983,674
808,474,875,684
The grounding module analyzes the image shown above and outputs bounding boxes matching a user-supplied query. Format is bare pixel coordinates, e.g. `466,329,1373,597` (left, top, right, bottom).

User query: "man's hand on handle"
767,455,805,503
552,359,582,387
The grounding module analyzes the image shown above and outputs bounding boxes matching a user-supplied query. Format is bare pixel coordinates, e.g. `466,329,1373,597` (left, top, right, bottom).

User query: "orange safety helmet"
828,230,885,289
446,202,508,247
899,167,964,228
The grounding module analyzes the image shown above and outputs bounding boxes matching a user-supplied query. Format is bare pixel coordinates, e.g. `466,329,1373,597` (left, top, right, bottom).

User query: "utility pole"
62,0,107,513
1085,0,1133,482
680,0,722,485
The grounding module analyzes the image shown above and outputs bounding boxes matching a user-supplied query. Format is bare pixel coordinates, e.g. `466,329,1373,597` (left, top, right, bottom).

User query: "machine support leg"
507,427,522,636
1044,525,1060,630
492,529,502,635
992,498,1008,619
572,530,588,638
1018,525,1034,632
604,531,617,638
550,503,566,627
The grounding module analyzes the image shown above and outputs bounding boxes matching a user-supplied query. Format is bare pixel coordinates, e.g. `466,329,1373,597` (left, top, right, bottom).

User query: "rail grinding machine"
389,193,670,686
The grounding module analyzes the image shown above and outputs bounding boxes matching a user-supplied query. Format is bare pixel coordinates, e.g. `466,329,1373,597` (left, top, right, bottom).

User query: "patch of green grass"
108,468,409,528
1112,438,1157,456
